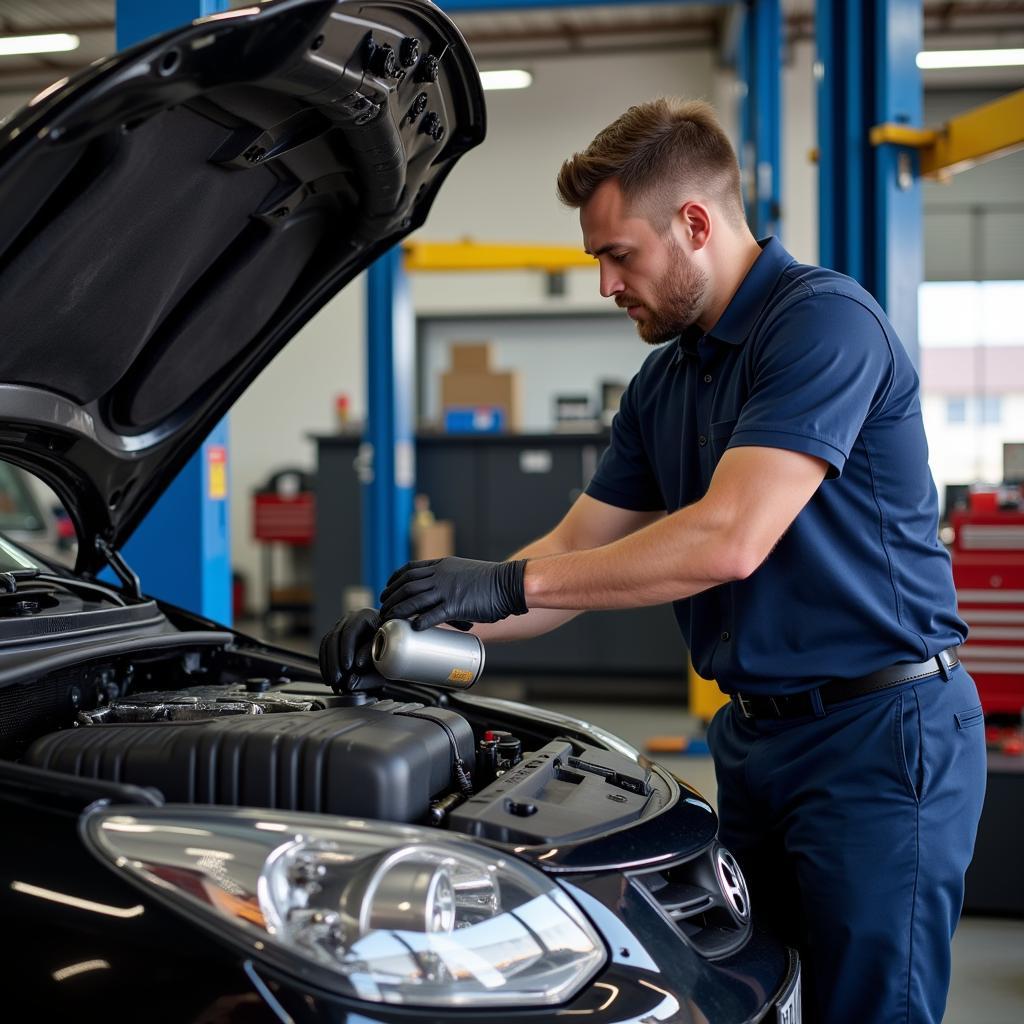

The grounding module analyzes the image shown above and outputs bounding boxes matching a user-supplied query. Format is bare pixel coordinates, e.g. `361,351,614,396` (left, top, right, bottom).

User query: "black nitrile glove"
318,607,387,694
379,557,529,631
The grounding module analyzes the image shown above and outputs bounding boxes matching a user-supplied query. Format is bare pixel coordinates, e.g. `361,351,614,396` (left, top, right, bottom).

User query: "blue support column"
817,0,923,363
738,0,782,240
874,0,924,361
364,250,415,600
115,0,232,623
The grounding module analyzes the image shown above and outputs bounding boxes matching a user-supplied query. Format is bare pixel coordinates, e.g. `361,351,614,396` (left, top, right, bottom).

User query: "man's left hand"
379,556,529,630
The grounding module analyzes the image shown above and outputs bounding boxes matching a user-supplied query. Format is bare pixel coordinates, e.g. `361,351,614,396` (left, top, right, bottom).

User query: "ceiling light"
480,69,532,91
0,33,80,57
917,48,1024,69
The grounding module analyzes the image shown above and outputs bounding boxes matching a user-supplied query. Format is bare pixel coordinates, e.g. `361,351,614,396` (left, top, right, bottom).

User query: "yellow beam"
868,124,938,149
922,89,1024,177
403,239,593,273
871,89,1024,181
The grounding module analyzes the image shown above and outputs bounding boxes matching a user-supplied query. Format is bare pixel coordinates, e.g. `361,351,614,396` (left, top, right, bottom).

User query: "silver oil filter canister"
371,618,485,688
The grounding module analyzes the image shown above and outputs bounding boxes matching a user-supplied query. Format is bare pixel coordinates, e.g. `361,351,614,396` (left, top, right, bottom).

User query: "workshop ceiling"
0,0,1021,95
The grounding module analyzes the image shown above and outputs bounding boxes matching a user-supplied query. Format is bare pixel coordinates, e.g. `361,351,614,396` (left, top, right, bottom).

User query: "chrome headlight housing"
83,807,606,1007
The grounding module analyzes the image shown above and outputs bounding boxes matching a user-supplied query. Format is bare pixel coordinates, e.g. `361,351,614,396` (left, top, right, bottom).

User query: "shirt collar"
674,236,794,360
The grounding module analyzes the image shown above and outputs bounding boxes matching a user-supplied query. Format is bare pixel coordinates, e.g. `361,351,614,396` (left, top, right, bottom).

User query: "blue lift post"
365,0,779,597
816,0,924,364
733,0,782,240
364,250,416,599
743,0,782,240
114,0,233,624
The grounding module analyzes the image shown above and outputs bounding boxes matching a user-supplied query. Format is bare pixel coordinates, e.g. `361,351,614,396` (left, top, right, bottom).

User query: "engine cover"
24,698,474,823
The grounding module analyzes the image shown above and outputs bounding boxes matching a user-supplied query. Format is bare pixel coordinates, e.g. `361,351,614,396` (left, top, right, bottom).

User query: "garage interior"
1,0,1022,1019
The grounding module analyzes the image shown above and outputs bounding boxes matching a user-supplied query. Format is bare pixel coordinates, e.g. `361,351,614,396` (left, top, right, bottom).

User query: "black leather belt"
730,647,960,721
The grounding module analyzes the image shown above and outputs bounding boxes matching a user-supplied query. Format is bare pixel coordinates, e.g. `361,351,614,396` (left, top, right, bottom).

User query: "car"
0,1,800,1020
0,463,74,565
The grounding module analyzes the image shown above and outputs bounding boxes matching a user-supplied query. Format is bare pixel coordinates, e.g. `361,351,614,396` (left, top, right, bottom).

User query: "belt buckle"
735,693,755,720
937,647,957,681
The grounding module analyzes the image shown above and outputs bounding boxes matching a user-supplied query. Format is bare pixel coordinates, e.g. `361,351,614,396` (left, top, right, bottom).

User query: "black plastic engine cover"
24,699,474,823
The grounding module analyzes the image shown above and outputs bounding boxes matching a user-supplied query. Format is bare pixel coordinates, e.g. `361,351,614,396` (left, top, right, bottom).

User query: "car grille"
631,844,752,959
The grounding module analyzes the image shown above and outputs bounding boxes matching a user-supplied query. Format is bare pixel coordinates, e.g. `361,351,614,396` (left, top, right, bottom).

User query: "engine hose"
395,708,474,796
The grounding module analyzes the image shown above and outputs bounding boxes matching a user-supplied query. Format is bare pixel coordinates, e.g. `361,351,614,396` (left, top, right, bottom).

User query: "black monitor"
943,484,971,521
1003,443,1024,485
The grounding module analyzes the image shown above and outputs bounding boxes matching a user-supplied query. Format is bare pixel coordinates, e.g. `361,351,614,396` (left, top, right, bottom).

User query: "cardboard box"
450,342,493,372
413,520,455,560
441,369,520,429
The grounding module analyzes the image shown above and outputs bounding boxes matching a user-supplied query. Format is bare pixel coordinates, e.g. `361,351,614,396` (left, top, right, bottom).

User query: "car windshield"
0,460,76,568
0,464,44,533
0,533,43,573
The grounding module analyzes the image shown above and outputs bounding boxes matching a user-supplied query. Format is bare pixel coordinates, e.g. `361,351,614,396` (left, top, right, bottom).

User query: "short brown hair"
556,98,745,230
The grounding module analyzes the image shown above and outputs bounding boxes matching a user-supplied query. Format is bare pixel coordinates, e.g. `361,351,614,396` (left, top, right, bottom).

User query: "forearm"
386,450,825,633
523,501,745,610
470,533,581,643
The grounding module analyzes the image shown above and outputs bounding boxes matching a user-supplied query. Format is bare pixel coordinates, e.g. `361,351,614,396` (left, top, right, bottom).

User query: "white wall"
782,40,818,265
227,284,365,589
922,394,1024,506
420,314,641,430
410,46,727,314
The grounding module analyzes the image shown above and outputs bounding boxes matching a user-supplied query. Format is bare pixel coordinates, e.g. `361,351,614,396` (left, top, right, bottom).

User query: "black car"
0,2,800,1020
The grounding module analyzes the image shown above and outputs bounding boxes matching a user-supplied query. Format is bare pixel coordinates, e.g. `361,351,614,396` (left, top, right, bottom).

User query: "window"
921,282,1022,496
946,396,967,424
978,395,1002,425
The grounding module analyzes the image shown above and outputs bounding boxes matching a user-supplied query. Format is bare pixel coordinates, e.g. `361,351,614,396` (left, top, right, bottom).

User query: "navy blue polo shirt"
586,238,966,694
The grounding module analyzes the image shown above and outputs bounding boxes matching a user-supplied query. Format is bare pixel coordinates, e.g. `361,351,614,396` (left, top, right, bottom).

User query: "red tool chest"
951,491,1024,716
252,492,315,544
251,471,315,633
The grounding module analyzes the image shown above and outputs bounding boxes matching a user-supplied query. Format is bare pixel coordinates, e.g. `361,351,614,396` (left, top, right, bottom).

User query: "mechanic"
320,98,987,1024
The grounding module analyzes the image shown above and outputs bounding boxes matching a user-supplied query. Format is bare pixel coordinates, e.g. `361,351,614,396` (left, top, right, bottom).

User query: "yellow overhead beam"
402,239,594,273
871,89,1024,181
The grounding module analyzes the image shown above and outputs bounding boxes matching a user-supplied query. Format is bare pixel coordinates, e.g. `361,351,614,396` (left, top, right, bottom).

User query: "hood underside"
0,0,485,575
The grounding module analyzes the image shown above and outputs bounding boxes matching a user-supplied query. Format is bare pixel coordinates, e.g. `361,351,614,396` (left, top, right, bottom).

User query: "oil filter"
371,618,485,688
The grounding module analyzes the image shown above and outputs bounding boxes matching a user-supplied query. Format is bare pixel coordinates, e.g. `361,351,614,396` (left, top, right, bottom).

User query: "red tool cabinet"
252,473,315,633
951,491,1024,717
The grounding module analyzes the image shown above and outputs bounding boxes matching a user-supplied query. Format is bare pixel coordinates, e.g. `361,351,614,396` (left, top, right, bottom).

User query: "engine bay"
2,634,667,846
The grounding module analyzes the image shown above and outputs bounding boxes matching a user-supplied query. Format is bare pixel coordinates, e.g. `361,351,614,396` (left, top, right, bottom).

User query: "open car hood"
0,0,484,576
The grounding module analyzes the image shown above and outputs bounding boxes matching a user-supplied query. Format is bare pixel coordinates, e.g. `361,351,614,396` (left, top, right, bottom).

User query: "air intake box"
24,699,474,823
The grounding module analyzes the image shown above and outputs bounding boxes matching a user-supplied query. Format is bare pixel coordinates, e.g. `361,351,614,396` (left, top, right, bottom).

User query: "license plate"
775,961,802,1024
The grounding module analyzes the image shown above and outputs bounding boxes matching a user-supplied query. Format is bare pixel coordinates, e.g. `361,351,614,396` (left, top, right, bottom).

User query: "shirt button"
698,435,707,447
703,374,712,384
720,631,731,642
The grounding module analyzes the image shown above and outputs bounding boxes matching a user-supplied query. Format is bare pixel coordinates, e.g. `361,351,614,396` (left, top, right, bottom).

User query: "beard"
619,246,709,346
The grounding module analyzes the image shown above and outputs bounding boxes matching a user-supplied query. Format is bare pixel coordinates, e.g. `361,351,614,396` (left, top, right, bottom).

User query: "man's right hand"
318,607,385,693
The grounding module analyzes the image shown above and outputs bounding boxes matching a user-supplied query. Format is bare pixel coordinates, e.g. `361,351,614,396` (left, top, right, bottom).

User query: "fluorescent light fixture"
917,48,1024,69
0,33,80,57
480,69,532,91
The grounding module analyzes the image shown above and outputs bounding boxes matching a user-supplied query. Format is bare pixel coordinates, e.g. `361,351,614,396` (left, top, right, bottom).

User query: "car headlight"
83,807,606,1007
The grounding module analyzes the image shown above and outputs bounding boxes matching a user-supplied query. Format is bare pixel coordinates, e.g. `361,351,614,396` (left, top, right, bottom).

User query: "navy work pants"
707,666,987,1024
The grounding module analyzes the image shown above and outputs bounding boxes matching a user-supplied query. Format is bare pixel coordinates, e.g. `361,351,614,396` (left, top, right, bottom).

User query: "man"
320,98,986,1024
